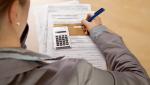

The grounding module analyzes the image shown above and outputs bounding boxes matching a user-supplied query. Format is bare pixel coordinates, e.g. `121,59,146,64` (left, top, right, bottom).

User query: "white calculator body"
52,27,71,49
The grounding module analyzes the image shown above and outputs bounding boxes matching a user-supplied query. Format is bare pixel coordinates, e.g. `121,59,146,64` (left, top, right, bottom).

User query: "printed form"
47,36,107,70
48,4,91,24
31,3,107,70
47,4,107,70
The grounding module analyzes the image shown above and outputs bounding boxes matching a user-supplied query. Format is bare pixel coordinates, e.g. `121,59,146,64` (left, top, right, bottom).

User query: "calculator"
52,27,71,49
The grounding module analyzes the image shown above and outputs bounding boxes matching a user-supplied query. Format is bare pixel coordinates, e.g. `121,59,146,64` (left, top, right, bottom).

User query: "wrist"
89,25,108,40
88,24,103,31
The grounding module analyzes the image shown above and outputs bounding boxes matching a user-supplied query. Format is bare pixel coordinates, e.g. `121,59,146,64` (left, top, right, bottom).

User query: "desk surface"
27,0,150,76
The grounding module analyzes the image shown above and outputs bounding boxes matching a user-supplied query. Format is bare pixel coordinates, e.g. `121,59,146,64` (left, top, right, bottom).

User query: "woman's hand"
82,14,103,32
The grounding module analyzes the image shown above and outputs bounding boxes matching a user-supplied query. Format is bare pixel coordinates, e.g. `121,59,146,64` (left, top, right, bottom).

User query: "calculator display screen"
56,31,66,33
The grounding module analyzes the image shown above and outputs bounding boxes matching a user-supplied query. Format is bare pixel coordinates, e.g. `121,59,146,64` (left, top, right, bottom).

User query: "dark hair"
0,0,26,13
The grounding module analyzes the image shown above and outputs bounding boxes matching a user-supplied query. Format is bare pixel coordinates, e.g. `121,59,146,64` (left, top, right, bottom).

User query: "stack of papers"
28,1,107,70
47,35,107,70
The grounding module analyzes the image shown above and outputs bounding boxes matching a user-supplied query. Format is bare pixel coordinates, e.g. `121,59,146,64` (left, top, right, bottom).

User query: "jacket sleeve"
89,25,150,85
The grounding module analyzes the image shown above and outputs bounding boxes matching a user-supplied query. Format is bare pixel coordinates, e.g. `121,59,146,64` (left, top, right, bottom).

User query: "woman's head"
0,0,30,47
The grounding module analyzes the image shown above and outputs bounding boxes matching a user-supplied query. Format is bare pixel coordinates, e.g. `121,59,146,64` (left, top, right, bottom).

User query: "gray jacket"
0,25,149,85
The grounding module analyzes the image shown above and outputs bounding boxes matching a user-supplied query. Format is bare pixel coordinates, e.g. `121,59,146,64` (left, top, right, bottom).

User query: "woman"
0,0,149,85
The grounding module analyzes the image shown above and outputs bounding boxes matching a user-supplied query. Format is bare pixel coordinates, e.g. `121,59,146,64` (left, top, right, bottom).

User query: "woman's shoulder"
0,48,51,61
0,48,42,79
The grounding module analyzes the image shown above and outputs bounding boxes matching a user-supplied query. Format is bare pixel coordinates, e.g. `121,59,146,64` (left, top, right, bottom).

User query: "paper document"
31,0,79,5
48,4,91,24
47,33,107,70
30,5,49,54
46,4,107,70
29,3,107,70
28,0,80,54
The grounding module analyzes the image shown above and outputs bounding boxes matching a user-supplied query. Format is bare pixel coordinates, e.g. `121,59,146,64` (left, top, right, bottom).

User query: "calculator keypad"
55,35,70,48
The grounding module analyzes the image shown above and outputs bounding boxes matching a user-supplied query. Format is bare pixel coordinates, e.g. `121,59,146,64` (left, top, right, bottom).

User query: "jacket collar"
0,48,63,61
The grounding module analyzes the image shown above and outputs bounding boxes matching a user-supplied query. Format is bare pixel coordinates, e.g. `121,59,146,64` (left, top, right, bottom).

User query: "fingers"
86,13,92,20
81,20,90,28
82,14,103,32
81,20,90,35
86,14,91,20
91,16,102,25
86,13,95,20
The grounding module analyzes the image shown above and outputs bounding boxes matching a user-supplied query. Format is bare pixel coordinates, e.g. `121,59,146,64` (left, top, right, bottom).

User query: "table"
27,0,150,76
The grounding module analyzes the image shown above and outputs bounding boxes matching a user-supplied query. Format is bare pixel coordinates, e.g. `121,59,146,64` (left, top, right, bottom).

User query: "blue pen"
83,8,105,35
88,8,105,22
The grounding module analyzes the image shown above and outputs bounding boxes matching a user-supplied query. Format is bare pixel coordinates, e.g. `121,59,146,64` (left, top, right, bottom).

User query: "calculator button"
66,42,69,44
55,34,71,49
